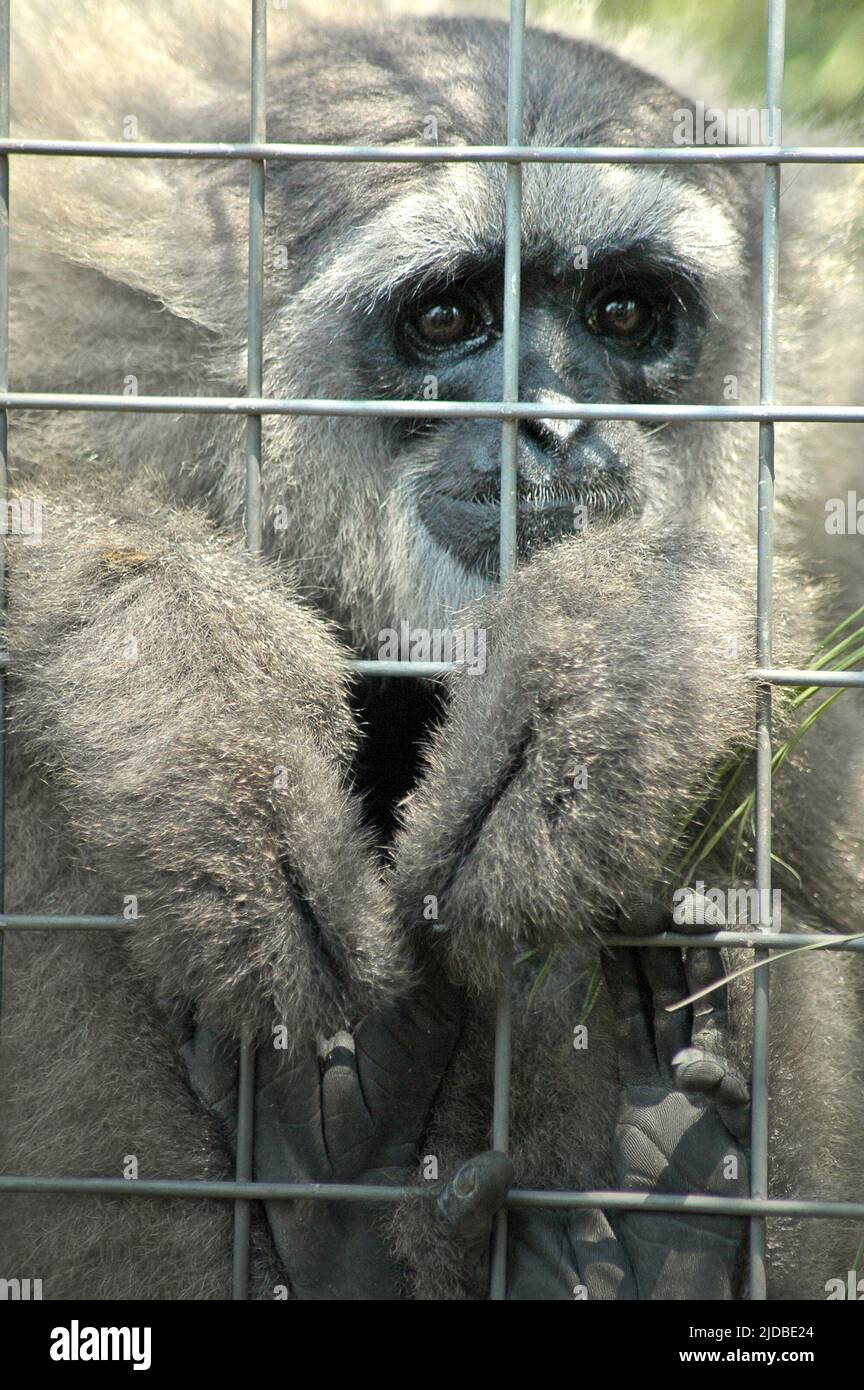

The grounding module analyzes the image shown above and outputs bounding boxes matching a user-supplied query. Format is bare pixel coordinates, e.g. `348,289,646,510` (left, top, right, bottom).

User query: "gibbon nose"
518,399,591,488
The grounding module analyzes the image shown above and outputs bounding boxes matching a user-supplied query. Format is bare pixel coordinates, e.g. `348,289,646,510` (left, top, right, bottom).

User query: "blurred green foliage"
532,0,864,121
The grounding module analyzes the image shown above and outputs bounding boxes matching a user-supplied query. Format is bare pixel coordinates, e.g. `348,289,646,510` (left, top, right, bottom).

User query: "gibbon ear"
14,161,250,338
11,0,251,337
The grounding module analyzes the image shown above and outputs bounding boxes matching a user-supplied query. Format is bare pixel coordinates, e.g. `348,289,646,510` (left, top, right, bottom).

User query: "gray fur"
1,1,863,1300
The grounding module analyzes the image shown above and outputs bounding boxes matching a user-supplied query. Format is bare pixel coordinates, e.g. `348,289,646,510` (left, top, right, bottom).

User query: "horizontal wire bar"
0,1176,415,1200
508,1192,864,1217
3,653,862,686
3,916,862,951
752,667,864,687
510,1192,863,1217
0,914,132,928
0,1173,860,1218
3,391,864,422
3,653,861,686
1,139,863,164
352,659,455,677
597,931,864,950
352,662,864,683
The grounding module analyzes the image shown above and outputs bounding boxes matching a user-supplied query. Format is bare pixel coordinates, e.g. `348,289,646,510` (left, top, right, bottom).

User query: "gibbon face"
257,17,761,643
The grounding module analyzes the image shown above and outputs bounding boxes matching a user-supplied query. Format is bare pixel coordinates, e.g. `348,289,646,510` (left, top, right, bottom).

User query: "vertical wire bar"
232,0,267,1301
245,0,266,558
489,0,525,1302
750,0,785,1303
0,0,10,1033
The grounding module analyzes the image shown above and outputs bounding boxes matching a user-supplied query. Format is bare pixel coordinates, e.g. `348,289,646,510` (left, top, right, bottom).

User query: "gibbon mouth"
418,484,631,572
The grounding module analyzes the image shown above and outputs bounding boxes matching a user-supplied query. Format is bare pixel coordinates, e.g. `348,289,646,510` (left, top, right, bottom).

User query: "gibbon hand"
435,910,750,1300
179,956,463,1300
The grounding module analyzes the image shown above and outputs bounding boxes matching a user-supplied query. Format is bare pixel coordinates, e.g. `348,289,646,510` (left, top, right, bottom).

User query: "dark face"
369,245,707,577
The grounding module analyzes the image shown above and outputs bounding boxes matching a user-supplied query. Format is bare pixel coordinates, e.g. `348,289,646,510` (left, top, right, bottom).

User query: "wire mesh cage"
1,0,864,1302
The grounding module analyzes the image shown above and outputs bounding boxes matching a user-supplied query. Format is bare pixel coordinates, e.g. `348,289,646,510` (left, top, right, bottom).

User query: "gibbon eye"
587,291,657,343
402,292,490,353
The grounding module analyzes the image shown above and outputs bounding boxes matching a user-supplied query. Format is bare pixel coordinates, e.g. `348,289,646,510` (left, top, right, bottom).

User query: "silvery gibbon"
1,0,862,1301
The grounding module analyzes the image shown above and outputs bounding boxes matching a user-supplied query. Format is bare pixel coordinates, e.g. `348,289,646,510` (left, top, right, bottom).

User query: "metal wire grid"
0,0,863,1302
